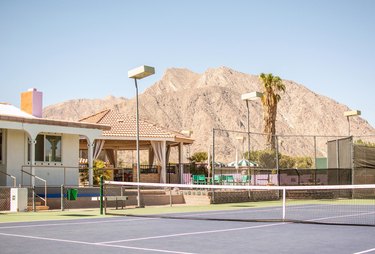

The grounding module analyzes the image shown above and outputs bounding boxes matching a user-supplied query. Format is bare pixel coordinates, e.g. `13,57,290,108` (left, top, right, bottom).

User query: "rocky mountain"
43,67,375,162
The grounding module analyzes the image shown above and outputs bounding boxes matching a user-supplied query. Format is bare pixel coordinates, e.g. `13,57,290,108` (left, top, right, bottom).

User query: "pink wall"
31,88,43,118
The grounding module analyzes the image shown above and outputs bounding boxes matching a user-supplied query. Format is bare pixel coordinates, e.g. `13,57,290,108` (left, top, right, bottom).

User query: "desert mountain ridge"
43,66,375,161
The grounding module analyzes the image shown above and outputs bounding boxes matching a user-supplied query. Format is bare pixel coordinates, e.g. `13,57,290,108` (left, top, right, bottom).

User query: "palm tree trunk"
263,93,277,150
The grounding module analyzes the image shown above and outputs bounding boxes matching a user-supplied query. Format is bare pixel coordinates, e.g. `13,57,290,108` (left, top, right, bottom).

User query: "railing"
0,171,16,187
21,170,47,207
22,165,81,186
138,164,158,174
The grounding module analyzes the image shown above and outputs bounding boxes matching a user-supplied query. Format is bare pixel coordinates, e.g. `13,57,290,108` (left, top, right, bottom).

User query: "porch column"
162,140,167,183
179,142,184,184
29,138,36,186
87,141,94,186
27,137,36,212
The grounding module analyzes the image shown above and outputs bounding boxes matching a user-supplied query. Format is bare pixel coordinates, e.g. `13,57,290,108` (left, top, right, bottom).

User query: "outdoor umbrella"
227,159,258,167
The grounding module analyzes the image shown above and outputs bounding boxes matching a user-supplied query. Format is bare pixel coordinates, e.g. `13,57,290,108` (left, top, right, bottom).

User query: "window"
28,134,62,162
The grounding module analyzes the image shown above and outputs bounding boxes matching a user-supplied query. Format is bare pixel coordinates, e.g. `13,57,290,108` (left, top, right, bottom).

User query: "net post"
282,188,286,221
100,175,103,215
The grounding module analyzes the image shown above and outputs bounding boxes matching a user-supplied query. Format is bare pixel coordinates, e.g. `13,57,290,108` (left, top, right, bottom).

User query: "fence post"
61,185,64,211
276,135,280,186
212,128,215,203
100,176,103,215
32,185,36,212
282,188,286,221
169,187,172,207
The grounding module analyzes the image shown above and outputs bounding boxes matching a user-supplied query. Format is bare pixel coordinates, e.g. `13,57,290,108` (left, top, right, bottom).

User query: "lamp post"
128,65,155,208
344,110,361,136
241,91,263,162
235,136,245,174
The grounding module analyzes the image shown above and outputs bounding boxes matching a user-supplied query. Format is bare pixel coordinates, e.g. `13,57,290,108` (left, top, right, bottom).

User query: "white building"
0,89,109,187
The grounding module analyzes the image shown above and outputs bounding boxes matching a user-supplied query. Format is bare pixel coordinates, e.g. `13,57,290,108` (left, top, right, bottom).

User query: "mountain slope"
43,66,375,161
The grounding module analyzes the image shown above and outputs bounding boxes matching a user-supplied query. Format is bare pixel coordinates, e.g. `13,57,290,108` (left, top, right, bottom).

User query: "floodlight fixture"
128,65,155,80
241,91,263,101
344,110,361,117
344,110,361,136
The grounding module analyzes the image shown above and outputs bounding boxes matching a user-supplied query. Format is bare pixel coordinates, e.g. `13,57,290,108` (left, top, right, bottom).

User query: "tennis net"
103,181,375,227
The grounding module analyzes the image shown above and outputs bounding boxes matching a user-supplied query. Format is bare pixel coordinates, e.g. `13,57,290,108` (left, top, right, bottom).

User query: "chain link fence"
0,187,10,211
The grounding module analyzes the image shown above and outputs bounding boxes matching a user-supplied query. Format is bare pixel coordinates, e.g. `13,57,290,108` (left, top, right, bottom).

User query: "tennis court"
1,205,375,254
2,182,375,253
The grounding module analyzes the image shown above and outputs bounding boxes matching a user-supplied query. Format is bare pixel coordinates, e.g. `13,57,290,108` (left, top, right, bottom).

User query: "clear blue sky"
1,0,374,127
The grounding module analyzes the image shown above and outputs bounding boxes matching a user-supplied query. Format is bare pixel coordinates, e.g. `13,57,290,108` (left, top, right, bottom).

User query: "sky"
0,0,374,127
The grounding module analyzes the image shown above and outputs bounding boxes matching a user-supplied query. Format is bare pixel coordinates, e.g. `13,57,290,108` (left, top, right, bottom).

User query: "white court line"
0,232,196,254
179,204,331,218
353,247,375,254
0,217,156,230
99,222,287,244
306,211,375,223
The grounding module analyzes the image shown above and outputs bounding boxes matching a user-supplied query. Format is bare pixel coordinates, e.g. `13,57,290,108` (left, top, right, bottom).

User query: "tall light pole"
344,110,361,136
241,91,263,162
128,65,155,208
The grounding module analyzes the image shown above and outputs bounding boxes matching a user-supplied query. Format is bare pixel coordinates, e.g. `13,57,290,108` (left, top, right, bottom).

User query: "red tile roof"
0,113,110,130
79,109,194,143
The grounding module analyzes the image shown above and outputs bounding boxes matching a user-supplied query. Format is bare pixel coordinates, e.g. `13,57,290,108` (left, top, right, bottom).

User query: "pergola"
79,109,194,183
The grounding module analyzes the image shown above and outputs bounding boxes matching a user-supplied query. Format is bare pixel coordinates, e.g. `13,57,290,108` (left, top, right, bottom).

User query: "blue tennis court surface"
1,214,375,254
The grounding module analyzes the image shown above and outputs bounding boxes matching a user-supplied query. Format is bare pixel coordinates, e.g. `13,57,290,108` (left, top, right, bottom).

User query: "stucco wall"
6,129,26,186
4,130,80,187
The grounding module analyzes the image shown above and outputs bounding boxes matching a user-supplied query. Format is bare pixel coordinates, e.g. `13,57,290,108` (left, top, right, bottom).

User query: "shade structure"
227,159,258,167
213,161,226,167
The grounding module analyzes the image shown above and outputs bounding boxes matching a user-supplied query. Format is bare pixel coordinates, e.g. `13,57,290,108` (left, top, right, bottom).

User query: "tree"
80,159,111,186
260,73,286,150
245,149,277,168
355,139,375,147
245,149,313,169
188,151,208,163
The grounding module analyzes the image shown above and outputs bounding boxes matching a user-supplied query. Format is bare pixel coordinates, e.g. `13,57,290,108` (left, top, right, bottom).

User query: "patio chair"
240,175,251,185
209,175,222,184
192,174,206,184
223,175,235,185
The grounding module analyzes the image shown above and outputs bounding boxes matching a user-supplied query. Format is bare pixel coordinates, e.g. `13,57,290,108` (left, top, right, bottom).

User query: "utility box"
10,188,28,212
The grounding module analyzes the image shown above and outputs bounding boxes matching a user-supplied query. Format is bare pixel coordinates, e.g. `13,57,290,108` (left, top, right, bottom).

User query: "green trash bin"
67,188,78,200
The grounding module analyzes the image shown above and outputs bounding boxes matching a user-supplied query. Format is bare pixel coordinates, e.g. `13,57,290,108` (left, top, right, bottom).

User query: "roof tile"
79,109,193,142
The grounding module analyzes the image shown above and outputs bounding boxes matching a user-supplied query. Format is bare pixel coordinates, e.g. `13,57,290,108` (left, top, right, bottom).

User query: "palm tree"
260,73,285,150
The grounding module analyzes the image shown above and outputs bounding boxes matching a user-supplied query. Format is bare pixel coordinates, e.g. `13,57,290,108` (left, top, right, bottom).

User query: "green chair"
192,174,206,184
241,175,251,185
192,175,199,184
210,175,222,184
226,175,235,185
197,175,207,184
222,175,234,185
